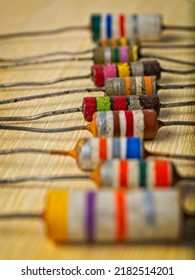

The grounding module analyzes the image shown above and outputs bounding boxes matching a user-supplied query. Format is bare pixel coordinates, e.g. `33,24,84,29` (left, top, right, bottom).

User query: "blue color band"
106,14,112,39
126,137,141,159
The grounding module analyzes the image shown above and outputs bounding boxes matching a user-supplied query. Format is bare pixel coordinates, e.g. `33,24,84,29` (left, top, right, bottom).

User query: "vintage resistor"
90,14,195,41
0,13,194,41
1,41,194,63
1,46,195,68
0,75,194,103
1,137,194,171
2,189,195,242
1,189,193,242
0,110,195,140
0,159,195,187
101,76,195,96
1,95,195,122
92,46,195,65
1,42,194,69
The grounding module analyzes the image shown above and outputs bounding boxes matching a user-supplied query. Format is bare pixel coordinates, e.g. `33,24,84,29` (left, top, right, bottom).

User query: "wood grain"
0,0,194,260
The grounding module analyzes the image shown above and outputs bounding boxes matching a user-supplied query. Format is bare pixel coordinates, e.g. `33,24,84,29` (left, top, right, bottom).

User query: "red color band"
125,111,134,136
99,137,107,160
120,160,128,188
113,96,128,111
116,191,126,241
155,160,170,187
119,14,125,37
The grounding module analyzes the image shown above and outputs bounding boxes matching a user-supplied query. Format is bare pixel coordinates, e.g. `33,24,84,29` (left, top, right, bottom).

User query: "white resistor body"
45,189,181,242
91,14,162,41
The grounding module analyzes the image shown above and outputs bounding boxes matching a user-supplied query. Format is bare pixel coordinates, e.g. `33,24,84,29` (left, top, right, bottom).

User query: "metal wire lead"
0,107,82,121
0,175,90,184
0,25,89,39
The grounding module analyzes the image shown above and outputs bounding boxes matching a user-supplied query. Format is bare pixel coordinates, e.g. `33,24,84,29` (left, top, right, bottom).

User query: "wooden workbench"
0,0,194,260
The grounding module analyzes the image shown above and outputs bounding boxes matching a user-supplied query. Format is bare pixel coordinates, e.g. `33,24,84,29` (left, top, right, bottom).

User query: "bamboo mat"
0,0,194,260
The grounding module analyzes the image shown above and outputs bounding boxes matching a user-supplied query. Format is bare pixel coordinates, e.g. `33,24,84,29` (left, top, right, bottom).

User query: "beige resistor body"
45,189,181,242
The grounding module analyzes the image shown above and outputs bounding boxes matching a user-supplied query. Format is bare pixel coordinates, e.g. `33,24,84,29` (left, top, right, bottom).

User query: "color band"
119,14,125,37
120,46,129,63
132,14,138,36
126,137,142,159
106,14,112,38
120,160,128,188
99,137,107,160
113,47,120,63
117,63,130,77
116,191,126,241
86,192,96,241
45,190,69,241
112,137,121,158
144,76,153,95
155,161,171,187
96,96,111,111
139,160,146,187
125,111,134,136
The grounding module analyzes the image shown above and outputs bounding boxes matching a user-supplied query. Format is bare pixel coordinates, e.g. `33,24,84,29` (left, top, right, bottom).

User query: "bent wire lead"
0,137,194,172
0,75,194,93
0,110,194,140
0,95,195,122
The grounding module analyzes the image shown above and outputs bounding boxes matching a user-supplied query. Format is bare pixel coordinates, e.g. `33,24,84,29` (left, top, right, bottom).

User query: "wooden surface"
0,0,194,260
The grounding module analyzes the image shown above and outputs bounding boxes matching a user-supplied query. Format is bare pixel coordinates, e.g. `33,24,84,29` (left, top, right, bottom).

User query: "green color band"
140,160,146,187
113,47,120,63
91,15,101,41
96,97,111,111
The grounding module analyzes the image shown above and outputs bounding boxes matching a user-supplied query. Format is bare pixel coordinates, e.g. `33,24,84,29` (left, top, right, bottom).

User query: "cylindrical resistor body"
44,189,181,242
92,61,161,87
93,46,140,64
93,159,178,188
91,14,162,41
82,95,160,121
104,76,157,96
88,110,159,139
77,137,143,171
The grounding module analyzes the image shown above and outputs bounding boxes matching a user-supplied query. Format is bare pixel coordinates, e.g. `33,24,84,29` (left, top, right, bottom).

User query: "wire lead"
0,25,89,39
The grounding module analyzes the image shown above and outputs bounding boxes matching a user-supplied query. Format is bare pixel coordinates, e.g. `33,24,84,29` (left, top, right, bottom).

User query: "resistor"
1,46,195,68
0,75,194,99
1,137,194,171
0,110,194,140
3,187,195,243
92,46,195,66
1,189,194,242
1,43,194,64
91,14,195,41
1,95,195,122
104,76,195,96
0,13,194,41
0,159,195,187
